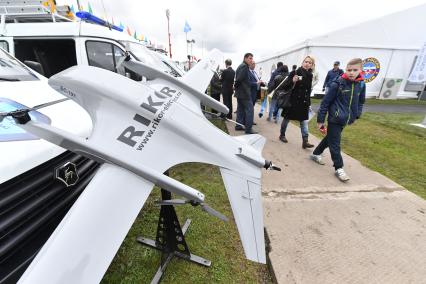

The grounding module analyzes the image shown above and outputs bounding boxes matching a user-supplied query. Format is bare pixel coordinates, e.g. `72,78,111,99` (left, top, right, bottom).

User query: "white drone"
1,49,280,284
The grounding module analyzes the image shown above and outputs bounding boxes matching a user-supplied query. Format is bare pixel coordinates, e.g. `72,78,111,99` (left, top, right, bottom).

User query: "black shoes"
279,135,288,143
302,138,314,149
245,130,258,134
235,126,245,131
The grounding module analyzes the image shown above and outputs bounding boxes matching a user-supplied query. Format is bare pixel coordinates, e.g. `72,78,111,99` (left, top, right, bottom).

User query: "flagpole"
186,32,188,58
166,9,172,59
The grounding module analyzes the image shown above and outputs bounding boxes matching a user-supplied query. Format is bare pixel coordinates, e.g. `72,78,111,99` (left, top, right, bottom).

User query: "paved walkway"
226,103,426,284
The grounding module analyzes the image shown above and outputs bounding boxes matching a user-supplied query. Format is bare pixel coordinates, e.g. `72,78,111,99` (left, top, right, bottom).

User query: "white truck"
0,1,181,79
0,2,182,282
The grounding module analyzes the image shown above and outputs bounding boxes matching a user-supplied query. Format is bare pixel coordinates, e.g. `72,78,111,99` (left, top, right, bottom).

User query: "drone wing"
19,164,153,284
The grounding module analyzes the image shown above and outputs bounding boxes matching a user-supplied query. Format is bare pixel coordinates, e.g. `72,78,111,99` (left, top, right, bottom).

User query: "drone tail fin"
219,167,266,264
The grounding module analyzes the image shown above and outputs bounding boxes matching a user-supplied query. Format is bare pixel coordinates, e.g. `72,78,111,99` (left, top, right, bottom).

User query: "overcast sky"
58,0,426,66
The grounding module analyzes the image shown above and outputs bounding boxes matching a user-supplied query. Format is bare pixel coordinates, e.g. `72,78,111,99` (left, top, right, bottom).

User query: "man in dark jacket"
311,58,366,182
209,70,222,114
220,59,235,119
234,53,256,134
268,62,284,91
322,61,344,93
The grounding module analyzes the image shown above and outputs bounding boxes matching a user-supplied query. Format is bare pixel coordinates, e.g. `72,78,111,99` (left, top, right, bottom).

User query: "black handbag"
276,89,292,110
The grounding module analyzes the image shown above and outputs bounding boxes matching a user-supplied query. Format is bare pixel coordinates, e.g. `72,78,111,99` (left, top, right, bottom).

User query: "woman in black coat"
279,56,315,148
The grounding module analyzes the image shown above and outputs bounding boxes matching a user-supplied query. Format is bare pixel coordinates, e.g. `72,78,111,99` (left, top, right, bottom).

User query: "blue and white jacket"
317,73,366,126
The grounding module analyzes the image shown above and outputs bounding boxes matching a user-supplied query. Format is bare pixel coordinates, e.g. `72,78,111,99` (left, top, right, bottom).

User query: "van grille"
0,151,99,283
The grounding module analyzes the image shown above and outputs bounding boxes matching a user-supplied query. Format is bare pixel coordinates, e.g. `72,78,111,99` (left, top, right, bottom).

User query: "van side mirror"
24,60,45,76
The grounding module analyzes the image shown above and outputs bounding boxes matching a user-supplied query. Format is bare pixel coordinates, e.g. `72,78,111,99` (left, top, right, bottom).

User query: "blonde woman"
279,55,315,148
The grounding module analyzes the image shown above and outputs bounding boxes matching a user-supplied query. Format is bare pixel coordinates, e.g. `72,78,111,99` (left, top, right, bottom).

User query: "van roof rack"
0,0,73,23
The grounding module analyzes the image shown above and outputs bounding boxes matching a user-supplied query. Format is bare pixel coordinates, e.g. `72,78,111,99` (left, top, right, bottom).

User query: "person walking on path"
235,53,257,134
220,59,235,119
311,58,366,182
279,56,315,149
322,61,344,93
267,64,289,122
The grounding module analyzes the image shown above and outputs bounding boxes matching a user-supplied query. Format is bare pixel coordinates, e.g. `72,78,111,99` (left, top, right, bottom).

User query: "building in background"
257,4,426,98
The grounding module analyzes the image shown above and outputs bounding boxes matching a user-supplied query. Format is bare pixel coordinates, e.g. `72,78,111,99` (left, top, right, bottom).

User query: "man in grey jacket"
234,53,256,134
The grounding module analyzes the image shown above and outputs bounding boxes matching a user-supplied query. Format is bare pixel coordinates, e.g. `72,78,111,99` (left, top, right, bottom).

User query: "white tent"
257,4,426,98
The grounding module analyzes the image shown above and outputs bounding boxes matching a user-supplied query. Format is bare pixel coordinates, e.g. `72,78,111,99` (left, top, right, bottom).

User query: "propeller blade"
0,98,69,124
31,98,69,111
156,199,189,206
201,203,228,222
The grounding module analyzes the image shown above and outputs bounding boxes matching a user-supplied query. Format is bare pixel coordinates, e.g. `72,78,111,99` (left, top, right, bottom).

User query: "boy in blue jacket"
310,58,366,181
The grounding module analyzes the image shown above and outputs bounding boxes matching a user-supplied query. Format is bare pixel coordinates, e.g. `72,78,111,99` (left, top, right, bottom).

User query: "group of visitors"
208,54,365,182
210,53,263,134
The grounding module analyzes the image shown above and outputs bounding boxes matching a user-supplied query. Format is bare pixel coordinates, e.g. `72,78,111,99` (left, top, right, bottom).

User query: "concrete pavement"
226,104,426,284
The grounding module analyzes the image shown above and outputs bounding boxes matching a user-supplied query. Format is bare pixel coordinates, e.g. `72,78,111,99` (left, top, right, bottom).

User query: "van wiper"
0,77,20,81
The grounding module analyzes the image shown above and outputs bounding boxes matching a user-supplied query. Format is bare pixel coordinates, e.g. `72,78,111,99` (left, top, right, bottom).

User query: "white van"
0,46,97,283
0,3,185,282
0,3,181,79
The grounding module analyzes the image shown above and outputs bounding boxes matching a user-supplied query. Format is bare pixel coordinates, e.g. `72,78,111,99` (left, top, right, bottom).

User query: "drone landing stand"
137,188,211,284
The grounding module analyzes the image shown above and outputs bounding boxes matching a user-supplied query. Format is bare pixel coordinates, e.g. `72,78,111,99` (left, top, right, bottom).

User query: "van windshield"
120,41,181,77
0,48,39,82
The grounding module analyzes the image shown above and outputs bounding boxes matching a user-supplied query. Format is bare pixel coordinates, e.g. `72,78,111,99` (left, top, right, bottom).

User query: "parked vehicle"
0,46,99,283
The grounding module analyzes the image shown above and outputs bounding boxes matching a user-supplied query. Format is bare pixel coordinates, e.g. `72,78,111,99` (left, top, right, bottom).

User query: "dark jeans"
211,92,221,114
280,119,309,138
313,122,344,170
222,92,233,119
251,90,257,106
236,98,254,133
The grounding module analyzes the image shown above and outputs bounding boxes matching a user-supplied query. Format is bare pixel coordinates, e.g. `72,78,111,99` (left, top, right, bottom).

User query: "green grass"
311,98,426,105
308,113,426,199
101,119,272,284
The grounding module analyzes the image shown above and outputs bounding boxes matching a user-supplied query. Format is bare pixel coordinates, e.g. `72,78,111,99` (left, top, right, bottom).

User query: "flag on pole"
126,26,132,36
70,4,75,14
119,22,124,30
133,31,137,39
183,20,191,33
42,0,56,13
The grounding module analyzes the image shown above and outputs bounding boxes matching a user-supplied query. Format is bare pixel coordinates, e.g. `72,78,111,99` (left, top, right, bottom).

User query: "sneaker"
266,117,271,122
235,126,245,131
258,113,263,118
335,168,350,182
279,135,288,143
245,130,258,134
274,119,279,124
310,154,325,165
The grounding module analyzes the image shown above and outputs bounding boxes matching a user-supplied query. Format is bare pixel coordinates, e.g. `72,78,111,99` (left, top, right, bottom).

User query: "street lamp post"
186,39,195,69
165,9,172,59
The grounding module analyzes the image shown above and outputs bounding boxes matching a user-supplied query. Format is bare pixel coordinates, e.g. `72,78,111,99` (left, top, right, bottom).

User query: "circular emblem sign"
362,57,380,83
